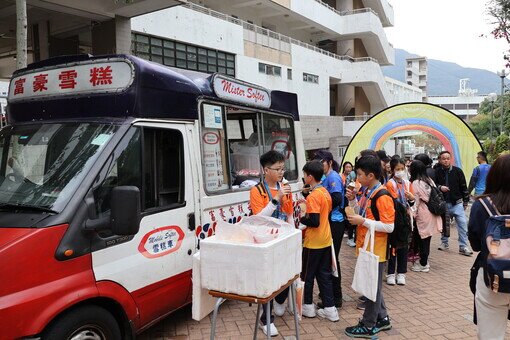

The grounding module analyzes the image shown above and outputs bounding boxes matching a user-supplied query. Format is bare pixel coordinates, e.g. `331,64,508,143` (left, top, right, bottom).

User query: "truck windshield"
0,123,118,213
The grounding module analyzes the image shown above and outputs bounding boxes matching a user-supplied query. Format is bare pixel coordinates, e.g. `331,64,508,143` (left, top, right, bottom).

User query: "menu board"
202,128,228,191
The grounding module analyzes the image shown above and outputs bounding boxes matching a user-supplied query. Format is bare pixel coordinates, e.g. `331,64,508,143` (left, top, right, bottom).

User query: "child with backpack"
468,154,510,339
385,158,414,285
249,150,293,336
409,160,442,273
344,155,394,338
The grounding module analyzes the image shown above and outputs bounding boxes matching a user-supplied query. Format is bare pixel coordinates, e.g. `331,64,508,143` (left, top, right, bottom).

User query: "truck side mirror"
110,186,141,235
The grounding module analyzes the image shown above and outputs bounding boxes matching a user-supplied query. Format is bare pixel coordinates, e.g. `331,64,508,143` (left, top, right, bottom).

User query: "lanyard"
392,178,407,205
359,183,381,218
264,180,282,218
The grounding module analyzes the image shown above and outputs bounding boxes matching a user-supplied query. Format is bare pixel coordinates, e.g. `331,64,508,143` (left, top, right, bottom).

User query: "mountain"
382,48,506,96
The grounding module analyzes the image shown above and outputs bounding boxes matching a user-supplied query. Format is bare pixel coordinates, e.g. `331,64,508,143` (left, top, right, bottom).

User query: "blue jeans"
441,202,468,248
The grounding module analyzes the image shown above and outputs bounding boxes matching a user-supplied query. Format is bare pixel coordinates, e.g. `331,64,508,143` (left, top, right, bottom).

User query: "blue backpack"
479,197,510,293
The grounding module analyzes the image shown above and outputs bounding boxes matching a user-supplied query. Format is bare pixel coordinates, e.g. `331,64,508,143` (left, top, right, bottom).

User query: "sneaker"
411,262,430,273
317,306,340,322
317,300,342,309
347,238,356,247
375,316,392,331
302,303,316,318
345,320,377,338
259,322,278,337
386,274,396,285
396,273,406,285
438,242,449,251
459,246,474,256
273,301,285,316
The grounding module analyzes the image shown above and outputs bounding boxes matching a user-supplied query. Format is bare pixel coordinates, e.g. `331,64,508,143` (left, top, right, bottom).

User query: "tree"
487,0,510,65
469,94,510,139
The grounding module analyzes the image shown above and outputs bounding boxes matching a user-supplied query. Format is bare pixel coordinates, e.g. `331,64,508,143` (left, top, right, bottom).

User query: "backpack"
479,197,510,293
426,184,446,216
370,189,411,249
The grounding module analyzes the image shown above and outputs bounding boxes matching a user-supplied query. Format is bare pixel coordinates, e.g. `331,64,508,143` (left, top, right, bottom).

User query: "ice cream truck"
0,54,305,339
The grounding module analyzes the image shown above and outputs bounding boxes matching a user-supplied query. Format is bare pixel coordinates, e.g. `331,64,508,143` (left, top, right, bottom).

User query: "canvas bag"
351,224,379,301
479,197,510,293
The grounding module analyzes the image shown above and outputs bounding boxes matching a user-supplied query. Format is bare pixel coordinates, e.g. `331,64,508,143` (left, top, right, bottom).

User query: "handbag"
351,225,379,302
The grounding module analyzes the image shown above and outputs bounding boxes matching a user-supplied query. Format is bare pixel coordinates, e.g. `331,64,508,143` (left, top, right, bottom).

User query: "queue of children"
249,148,451,338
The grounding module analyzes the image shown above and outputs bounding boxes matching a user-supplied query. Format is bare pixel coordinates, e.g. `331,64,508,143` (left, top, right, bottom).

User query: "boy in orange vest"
249,150,292,336
344,155,395,338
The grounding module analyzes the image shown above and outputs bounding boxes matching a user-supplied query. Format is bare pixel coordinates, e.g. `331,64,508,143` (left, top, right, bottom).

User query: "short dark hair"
360,149,378,158
260,150,285,168
439,150,451,157
355,156,382,180
376,150,390,163
303,160,324,182
478,151,488,161
313,150,333,162
414,153,432,166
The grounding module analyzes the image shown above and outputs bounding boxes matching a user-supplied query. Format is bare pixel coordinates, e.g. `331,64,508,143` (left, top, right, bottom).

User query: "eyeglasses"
267,167,286,173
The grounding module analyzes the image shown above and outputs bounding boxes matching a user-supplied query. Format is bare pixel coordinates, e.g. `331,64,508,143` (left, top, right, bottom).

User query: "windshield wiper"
0,203,58,214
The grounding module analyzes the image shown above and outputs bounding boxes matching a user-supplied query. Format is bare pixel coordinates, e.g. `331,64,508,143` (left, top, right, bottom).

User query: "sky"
385,0,509,73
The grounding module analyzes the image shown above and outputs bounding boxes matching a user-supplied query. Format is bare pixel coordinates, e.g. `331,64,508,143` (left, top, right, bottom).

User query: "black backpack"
426,184,446,216
371,189,411,249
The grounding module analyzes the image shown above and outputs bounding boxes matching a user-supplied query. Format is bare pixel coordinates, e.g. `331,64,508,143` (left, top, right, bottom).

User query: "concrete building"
130,0,400,159
406,56,427,102
0,0,186,79
428,79,488,120
0,0,423,160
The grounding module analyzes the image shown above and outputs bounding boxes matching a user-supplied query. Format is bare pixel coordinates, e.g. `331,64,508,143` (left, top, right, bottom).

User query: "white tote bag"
351,225,379,302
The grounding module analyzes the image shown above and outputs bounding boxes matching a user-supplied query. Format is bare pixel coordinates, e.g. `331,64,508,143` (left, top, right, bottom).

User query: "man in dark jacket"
434,150,473,256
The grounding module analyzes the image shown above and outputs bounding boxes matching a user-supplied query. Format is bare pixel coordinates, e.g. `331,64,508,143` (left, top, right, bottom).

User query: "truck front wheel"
43,305,121,340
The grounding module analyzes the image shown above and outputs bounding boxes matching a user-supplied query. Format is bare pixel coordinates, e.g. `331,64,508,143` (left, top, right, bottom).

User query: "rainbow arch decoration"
342,103,482,173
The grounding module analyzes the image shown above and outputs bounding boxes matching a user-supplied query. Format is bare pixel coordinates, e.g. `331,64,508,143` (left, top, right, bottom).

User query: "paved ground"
139,226,510,340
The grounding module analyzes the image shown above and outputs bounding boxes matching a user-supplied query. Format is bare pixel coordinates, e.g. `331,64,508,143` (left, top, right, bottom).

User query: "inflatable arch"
342,103,483,174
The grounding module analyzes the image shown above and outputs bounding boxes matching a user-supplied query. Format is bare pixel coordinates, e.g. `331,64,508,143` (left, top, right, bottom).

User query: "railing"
313,0,379,18
184,2,379,64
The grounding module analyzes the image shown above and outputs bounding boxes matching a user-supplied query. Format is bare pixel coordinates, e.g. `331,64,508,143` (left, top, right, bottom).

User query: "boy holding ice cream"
249,150,293,336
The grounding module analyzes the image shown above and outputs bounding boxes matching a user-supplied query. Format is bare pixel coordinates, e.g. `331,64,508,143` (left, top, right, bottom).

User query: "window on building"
131,32,235,76
407,71,412,77
454,103,468,110
200,103,298,194
468,103,480,110
258,63,282,76
441,104,454,110
287,68,292,80
303,72,319,84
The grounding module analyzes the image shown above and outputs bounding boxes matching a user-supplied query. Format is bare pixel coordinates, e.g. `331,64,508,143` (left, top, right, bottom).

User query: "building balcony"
188,0,394,66
360,0,394,27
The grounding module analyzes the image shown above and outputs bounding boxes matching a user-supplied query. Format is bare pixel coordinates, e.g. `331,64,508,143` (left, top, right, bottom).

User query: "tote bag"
351,225,379,302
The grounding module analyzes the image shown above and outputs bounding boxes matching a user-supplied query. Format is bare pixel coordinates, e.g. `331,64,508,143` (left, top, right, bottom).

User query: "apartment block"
131,0,400,157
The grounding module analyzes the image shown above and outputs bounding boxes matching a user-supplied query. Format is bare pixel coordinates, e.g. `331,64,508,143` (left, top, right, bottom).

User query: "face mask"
394,170,406,179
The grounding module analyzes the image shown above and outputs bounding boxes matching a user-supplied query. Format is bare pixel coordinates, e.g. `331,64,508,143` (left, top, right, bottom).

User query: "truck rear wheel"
43,305,121,340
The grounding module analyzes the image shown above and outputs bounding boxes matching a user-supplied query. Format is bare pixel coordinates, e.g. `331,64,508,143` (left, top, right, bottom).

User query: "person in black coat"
434,150,472,256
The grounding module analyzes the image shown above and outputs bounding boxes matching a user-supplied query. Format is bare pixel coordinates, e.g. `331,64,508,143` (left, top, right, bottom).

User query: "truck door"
90,122,196,327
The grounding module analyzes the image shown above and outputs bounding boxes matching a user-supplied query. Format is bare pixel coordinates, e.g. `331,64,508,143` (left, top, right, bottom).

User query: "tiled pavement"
139,227,510,339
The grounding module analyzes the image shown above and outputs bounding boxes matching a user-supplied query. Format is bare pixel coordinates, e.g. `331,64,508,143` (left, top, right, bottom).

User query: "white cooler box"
200,228,302,298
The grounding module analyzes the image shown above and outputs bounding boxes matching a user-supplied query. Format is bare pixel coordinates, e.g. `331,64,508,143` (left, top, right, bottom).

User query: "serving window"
200,102,298,194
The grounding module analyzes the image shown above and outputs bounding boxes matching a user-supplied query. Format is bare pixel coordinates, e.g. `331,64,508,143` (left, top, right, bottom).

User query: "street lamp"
497,69,508,135
488,92,498,140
